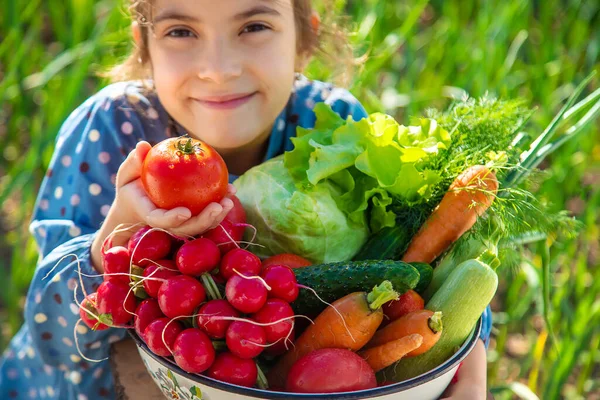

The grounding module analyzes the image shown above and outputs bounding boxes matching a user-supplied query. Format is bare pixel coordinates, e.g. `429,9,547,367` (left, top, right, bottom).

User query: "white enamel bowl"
130,317,481,400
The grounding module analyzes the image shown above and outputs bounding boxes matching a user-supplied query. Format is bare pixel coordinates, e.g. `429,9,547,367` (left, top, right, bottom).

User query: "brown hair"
107,0,356,86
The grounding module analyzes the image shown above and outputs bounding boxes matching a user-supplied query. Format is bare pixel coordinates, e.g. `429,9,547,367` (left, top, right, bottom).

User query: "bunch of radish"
77,195,304,388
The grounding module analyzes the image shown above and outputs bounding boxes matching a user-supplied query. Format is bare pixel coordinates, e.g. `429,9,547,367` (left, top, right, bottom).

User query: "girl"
0,1,491,399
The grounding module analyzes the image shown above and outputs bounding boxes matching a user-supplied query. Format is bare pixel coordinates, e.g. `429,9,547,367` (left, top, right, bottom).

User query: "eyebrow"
153,2,281,25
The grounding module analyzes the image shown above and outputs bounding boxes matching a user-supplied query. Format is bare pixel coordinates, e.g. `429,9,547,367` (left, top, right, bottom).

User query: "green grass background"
0,0,598,399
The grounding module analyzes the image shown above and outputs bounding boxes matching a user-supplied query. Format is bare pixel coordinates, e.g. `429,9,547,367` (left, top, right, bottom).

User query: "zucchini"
293,260,420,317
409,262,433,294
383,251,499,381
353,225,412,261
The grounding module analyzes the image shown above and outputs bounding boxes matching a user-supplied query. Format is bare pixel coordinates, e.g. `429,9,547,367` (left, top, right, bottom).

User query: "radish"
134,299,164,340
142,260,180,298
196,300,240,339
79,293,109,331
158,275,206,318
252,299,295,356
225,274,267,314
128,226,172,266
207,352,257,388
144,317,183,356
219,248,261,280
102,246,131,284
96,280,137,326
286,348,377,393
172,328,215,373
225,320,266,359
175,238,221,276
260,265,299,303
226,194,246,226
203,220,243,255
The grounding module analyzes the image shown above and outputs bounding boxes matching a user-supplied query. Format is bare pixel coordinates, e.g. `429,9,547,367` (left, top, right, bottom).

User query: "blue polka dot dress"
0,77,492,399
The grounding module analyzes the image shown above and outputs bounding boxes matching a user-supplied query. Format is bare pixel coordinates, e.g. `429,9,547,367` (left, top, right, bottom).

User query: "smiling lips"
194,92,257,110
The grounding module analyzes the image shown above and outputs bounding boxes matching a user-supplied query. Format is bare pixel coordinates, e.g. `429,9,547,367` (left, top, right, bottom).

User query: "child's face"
147,0,300,152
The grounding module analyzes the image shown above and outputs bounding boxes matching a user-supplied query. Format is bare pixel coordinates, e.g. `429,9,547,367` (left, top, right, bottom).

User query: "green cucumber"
383,251,499,381
353,225,412,261
409,262,433,294
293,260,420,316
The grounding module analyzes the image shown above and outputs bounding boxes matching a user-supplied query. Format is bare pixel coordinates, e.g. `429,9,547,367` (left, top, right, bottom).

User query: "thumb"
116,141,152,188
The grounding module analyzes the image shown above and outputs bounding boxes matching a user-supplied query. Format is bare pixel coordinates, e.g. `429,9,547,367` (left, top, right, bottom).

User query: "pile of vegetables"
72,73,600,395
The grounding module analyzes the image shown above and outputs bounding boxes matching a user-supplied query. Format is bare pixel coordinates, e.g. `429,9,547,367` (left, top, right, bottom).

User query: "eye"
241,23,270,35
166,28,196,38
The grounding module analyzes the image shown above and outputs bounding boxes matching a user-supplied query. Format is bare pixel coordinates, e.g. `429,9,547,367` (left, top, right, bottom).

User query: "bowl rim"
129,317,481,399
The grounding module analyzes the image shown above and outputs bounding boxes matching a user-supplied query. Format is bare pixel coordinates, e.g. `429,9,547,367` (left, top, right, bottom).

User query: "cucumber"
383,251,499,381
409,262,433,294
353,225,412,261
292,260,420,316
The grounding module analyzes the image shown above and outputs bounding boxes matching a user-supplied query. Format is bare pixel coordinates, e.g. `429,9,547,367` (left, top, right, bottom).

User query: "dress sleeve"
323,86,369,122
24,87,147,368
478,305,493,347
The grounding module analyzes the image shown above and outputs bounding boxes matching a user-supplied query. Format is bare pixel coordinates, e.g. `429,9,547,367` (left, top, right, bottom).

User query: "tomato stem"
176,138,202,155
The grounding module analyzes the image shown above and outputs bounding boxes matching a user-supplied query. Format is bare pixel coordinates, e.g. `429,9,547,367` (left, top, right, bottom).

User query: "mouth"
193,92,257,110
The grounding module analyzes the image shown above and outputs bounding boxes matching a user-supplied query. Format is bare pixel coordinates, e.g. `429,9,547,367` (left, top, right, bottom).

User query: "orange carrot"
365,309,443,357
267,281,398,388
402,165,499,264
358,334,423,372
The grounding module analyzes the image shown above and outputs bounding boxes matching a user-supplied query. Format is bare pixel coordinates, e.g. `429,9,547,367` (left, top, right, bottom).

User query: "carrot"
358,334,423,372
267,281,398,388
402,165,498,264
365,309,443,357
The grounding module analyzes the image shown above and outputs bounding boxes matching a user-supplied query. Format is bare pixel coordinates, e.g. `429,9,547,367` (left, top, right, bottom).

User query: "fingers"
116,141,152,188
146,207,193,229
227,184,237,197
170,198,234,237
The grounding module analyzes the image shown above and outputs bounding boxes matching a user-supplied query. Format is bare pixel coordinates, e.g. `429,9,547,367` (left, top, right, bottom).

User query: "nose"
196,37,242,84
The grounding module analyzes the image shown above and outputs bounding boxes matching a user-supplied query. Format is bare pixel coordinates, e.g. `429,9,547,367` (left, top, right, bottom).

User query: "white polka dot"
61,155,72,167
26,347,35,359
70,371,82,384
67,278,77,291
89,129,100,142
62,337,73,347
58,316,68,328
90,341,102,350
34,313,48,323
37,227,47,238
54,187,63,199
70,194,80,206
98,152,111,164
46,387,55,397
306,99,316,109
69,303,79,315
93,367,103,379
29,388,37,398
77,395,88,400
76,325,88,335
58,364,69,372
147,108,159,119
70,354,82,363
39,199,49,211
52,274,61,283
7,368,18,379
89,183,102,196
110,174,117,185
17,350,26,359
34,292,42,304
100,205,111,217
277,119,285,131
24,368,31,378
39,388,46,398
5,349,15,359
321,89,331,99
75,142,83,154
44,364,53,375
108,335,122,344
121,122,133,135
69,225,82,237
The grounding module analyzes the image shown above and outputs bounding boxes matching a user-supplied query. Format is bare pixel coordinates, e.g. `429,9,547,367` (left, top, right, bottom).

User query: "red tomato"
141,137,229,216
262,253,312,270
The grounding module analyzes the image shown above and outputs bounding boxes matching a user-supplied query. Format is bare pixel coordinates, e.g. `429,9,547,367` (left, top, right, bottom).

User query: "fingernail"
177,214,188,221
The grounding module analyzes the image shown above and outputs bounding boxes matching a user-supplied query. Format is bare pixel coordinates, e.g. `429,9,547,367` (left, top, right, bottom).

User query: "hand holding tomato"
114,141,234,237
